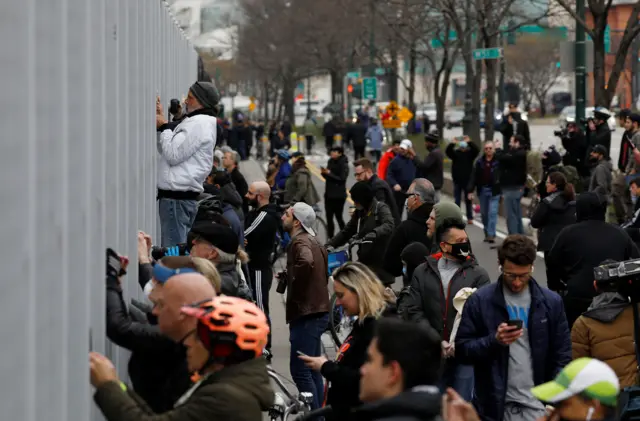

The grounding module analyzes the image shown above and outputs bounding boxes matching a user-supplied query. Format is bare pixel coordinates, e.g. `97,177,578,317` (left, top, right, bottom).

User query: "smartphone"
296,350,308,357
507,319,523,329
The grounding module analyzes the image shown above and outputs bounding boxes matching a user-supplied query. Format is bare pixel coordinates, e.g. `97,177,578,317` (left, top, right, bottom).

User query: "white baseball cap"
400,139,413,150
291,202,316,236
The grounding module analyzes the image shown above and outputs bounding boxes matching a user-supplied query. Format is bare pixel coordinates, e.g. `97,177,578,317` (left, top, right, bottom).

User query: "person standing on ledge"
156,81,219,247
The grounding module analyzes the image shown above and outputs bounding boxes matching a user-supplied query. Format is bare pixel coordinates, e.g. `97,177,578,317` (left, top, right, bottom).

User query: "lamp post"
575,0,586,125
462,0,473,136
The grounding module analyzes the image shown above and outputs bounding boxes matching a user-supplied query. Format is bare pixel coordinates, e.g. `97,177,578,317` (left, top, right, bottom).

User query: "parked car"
557,106,616,131
445,109,464,128
415,103,437,121
479,110,504,128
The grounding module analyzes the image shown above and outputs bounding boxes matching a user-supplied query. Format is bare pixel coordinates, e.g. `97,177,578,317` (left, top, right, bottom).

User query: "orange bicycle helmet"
181,296,269,364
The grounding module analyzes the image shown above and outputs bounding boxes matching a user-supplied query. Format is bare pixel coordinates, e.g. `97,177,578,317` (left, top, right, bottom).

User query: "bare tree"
504,34,562,116
553,0,640,107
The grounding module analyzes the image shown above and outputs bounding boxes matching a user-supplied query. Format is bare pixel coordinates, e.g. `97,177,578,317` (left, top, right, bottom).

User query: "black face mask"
426,144,435,151
589,156,598,163
445,241,471,260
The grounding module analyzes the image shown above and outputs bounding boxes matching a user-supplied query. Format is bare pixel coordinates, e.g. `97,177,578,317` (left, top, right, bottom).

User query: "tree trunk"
484,58,497,142
537,96,547,117
408,43,417,133
271,83,279,121
390,52,399,102
330,68,342,107
592,37,607,107
282,76,296,123
263,81,269,121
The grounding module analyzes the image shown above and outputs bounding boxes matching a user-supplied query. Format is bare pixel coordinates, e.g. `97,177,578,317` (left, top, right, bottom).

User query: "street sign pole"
575,0,587,124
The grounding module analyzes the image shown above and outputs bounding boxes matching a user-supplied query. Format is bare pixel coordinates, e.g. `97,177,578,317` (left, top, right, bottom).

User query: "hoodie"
220,182,245,222
244,203,281,267
546,192,640,298
366,124,384,150
353,386,442,421
530,191,576,251
571,293,638,388
588,157,613,199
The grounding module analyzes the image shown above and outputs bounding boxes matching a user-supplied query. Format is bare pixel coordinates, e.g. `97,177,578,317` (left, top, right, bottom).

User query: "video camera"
553,128,567,138
593,259,640,303
150,243,190,261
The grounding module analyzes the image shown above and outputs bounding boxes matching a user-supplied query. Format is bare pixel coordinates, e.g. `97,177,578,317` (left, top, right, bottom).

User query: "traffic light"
347,84,354,93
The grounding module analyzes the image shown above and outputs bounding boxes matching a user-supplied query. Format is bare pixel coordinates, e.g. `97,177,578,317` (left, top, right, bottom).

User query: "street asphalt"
238,144,550,414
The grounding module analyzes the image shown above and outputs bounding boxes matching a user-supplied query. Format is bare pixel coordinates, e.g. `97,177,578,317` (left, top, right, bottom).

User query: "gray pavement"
239,154,548,407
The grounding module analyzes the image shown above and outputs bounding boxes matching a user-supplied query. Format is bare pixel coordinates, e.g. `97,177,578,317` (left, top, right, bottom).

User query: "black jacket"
348,123,368,148
399,253,490,341
105,278,190,412
467,155,500,195
547,193,640,296
322,316,377,420
618,129,634,171
230,167,249,214
383,203,433,277
495,146,527,188
413,147,444,190
369,175,400,225
328,199,396,285
587,121,612,155
446,142,480,185
499,113,531,146
325,155,349,199
530,191,576,251
244,203,281,266
562,131,589,176
217,262,253,301
353,387,442,421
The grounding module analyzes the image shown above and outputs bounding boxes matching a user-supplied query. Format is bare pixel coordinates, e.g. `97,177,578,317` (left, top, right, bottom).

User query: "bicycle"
266,365,313,421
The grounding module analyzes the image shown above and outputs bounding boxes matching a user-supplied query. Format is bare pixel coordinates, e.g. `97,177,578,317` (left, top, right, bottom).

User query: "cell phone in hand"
106,248,122,280
507,319,523,329
296,350,308,357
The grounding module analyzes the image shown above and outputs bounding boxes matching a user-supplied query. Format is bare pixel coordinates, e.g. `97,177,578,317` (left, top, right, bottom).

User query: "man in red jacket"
377,139,401,180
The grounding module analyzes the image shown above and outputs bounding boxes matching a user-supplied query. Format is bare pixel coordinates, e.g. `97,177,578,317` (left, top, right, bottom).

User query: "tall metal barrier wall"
0,1,197,420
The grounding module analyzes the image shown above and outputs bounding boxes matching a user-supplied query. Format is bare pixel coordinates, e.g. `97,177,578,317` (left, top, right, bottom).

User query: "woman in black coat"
530,171,576,268
297,262,396,420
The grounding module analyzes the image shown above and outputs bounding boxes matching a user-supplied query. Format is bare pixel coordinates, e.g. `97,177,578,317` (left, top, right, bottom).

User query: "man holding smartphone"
455,235,571,421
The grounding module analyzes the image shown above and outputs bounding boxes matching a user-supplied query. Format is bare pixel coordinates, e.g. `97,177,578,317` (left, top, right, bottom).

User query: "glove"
362,232,377,242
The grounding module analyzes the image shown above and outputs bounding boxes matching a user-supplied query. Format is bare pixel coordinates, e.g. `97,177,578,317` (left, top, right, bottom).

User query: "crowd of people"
87,82,640,421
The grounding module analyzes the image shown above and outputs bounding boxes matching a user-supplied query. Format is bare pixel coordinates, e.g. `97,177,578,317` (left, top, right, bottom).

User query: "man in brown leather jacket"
281,202,330,410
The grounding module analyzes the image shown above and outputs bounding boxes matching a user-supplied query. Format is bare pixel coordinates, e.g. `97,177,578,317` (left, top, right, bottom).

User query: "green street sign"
374,67,386,76
362,77,377,100
472,48,503,60
347,71,361,79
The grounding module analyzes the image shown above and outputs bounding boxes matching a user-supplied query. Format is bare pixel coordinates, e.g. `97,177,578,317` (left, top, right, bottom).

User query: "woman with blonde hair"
298,262,396,420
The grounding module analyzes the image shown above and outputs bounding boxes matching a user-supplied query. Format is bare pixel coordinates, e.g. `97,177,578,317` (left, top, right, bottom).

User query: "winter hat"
433,202,464,232
189,81,220,109
350,181,375,209
189,221,239,254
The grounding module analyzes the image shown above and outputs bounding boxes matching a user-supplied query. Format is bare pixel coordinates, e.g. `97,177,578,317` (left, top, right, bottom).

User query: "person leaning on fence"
156,81,220,247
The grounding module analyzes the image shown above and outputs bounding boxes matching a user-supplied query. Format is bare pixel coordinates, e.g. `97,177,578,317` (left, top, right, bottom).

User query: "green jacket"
284,167,320,205
94,358,274,421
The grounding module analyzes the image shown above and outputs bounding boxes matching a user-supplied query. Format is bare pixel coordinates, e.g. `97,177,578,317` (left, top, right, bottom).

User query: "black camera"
593,259,640,302
553,129,566,137
151,243,190,261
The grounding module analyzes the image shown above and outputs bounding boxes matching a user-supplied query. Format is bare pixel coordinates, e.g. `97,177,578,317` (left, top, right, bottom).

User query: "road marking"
305,160,355,205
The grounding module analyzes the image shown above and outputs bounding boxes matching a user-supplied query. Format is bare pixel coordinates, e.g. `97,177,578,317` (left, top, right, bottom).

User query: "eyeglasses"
503,272,532,282
354,171,365,177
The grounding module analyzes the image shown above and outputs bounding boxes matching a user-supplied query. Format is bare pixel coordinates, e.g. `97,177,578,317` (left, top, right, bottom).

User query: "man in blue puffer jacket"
455,234,571,421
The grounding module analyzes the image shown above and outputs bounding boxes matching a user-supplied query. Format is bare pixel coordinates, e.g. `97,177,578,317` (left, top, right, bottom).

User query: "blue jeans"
454,183,474,220
479,188,501,237
158,198,198,247
502,188,524,235
289,313,330,410
439,361,474,401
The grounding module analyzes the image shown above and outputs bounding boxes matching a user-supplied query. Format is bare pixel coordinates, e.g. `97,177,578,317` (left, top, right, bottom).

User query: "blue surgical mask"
458,141,468,149
402,265,407,276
